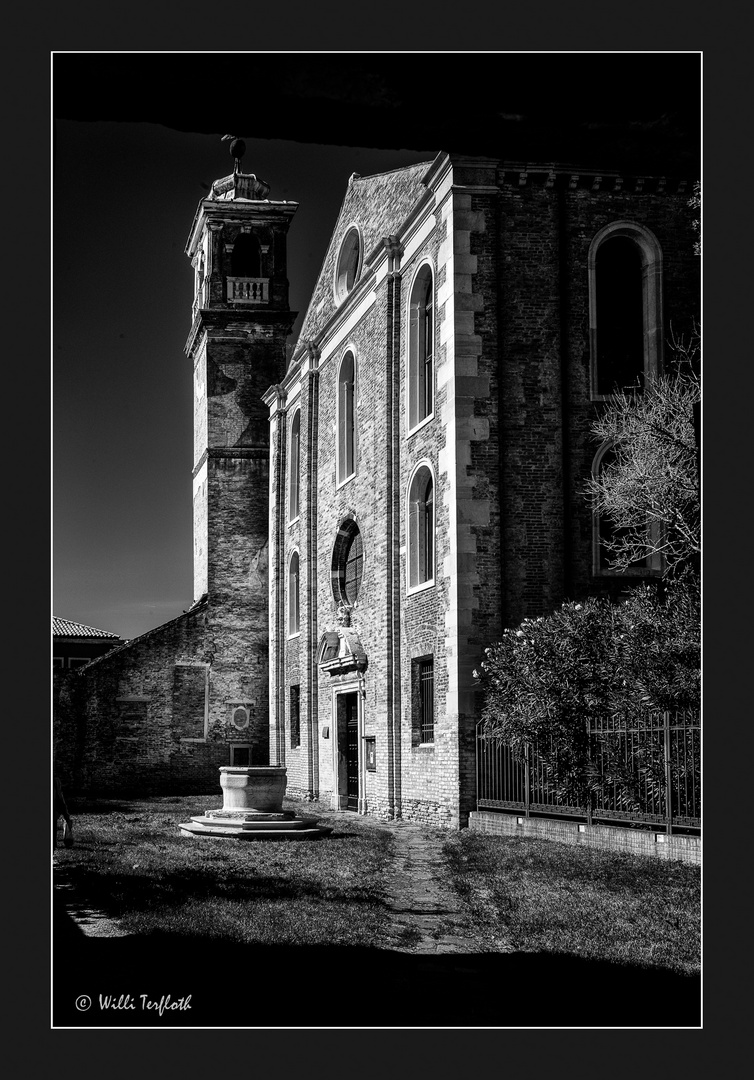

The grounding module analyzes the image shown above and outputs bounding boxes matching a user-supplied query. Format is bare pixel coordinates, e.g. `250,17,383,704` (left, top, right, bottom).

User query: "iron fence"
476,709,700,833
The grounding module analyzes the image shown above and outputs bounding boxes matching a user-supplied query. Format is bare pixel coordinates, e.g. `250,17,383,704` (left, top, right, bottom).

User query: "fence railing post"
524,743,530,818
585,719,593,828
664,709,673,835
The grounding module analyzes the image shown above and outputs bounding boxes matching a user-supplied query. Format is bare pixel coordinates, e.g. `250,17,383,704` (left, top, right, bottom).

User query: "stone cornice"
185,197,298,259
424,154,694,196
262,383,293,421
193,446,268,477
185,306,297,359
499,164,692,194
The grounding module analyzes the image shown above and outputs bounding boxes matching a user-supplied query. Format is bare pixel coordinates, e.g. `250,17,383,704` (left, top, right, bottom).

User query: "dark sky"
52,52,699,641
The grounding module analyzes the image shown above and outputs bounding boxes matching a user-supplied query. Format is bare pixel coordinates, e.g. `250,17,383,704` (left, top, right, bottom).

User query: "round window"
332,521,364,605
334,226,361,304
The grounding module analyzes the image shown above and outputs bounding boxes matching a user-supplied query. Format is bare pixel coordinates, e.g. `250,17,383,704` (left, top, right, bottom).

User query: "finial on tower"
222,134,247,173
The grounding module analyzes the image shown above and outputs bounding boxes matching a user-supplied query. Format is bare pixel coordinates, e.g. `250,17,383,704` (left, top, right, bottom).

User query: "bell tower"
185,138,297,761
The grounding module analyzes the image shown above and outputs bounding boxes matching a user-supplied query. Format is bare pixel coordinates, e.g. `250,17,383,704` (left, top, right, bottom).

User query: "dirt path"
376,821,483,954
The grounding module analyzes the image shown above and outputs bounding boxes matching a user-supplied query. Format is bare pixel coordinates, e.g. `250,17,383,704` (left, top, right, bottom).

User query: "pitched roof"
53,617,122,640
297,162,433,345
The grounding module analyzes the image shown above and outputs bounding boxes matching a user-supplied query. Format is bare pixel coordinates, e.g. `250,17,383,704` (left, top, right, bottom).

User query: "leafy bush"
474,578,700,803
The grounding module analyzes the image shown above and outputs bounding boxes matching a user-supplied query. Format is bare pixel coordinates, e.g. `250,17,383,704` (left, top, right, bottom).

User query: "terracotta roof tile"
52,617,122,640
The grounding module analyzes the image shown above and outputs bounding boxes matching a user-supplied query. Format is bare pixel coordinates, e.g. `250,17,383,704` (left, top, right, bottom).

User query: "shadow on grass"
56,857,383,914
66,800,141,816
68,795,223,816
53,898,699,1029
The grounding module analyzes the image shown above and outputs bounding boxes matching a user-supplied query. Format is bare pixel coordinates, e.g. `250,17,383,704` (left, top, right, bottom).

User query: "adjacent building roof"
53,617,122,640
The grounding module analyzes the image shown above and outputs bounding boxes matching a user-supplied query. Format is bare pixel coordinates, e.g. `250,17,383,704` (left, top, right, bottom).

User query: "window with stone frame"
411,656,435,745
337,350,356,484
407,464,435,591
230,744,252,767
290,684,301,749
331,518,364,606
591,441,661,575
408,263,434,431
288,408,301,522
288,550,300,636
589,222,663,399
334,226,361,304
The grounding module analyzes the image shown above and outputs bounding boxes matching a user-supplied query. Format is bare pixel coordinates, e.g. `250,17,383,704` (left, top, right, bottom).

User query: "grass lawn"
442,830,700,976
53,797,700,1027
55,794,394,948
56,795,700,974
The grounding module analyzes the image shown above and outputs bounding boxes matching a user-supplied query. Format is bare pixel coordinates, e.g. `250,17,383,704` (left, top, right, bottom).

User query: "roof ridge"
53,616,122,639
352,160,434,182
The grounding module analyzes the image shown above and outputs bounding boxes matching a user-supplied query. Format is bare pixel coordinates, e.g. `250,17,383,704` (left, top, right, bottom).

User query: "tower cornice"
185,198,298,260
185,307,297,360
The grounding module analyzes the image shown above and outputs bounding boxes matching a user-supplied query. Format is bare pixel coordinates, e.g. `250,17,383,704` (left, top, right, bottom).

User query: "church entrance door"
345,692,359,810
335,690,360,811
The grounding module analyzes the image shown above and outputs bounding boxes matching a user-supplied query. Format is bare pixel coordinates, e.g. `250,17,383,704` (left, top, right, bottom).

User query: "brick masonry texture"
269,157,699,831
469,811,700,865
55,186,296,797
56,155,699,828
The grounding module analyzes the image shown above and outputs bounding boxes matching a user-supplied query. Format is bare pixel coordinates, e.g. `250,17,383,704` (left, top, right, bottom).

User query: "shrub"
474,577,700,802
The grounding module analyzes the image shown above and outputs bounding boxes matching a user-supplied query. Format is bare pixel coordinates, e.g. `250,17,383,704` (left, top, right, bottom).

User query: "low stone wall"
468,810,700,865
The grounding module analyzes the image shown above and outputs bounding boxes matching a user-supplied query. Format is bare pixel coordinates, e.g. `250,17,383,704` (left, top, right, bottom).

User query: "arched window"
408,464,435,591
331,518,364,606
591,442,660,575
334,226,361,304
337,350,356,484
408,264,434,431
288,410,300,523
588,222,663,398
288,551,300,636
231,233,261,278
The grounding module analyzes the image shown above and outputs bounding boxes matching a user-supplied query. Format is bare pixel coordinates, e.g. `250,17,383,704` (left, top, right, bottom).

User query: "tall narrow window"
408,264,434,431
596,237,644,393
288,410,300,522
408,464,435,591
290,685,301,748
591,443,659,575
413,657,434,744
588,222,663,399
338,350,356,484
288,551,300,636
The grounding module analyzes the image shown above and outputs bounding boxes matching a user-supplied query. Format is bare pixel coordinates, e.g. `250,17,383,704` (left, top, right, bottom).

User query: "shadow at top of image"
53,920,700,1030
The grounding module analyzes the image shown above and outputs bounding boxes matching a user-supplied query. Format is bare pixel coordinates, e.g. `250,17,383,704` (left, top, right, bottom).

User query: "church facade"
54,150,698,824
263,153,698,827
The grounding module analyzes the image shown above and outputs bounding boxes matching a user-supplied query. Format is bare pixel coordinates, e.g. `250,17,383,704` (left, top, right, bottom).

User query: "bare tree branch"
586,327,701,576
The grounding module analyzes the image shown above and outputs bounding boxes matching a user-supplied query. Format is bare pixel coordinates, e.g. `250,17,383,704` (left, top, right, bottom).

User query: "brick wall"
267,157,700,831
55,604,226,796
469,810,700,865
493,174,699,622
